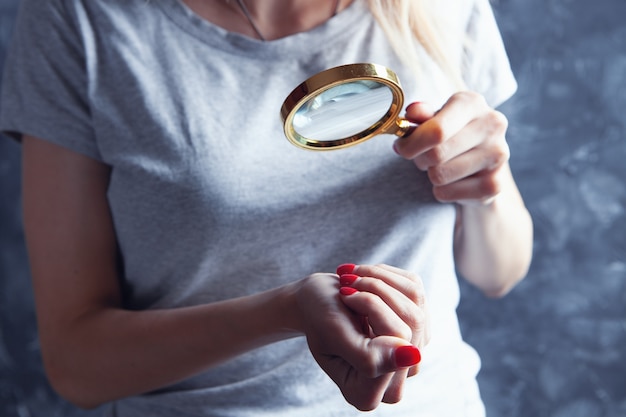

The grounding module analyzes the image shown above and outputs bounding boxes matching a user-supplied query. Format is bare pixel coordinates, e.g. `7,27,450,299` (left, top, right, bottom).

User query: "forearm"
21,136,307,408
454,164,533,297
43,283,301,409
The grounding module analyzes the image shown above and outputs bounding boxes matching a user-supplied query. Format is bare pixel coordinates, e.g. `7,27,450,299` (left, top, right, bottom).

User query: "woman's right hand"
22,134,426,411
293,265,427,411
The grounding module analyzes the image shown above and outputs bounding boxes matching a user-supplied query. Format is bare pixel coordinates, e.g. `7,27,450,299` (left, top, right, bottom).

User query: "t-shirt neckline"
156,0,370,59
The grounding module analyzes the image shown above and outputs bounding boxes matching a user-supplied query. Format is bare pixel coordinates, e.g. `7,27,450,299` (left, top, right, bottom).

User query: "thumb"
313,336,421,411
360,336,422,377
317,332,421,379
391,343,422,370
405,101,437,124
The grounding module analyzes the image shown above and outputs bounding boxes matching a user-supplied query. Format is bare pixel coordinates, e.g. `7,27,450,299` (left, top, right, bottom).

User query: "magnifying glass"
280,63,414,150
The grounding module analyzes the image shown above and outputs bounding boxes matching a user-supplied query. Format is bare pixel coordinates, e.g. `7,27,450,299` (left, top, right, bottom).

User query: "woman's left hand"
337,264,431,405
393,92,533,297
393,92,510,206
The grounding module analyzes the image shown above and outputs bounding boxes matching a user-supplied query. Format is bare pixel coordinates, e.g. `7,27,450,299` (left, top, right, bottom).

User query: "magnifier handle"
392,118,417,137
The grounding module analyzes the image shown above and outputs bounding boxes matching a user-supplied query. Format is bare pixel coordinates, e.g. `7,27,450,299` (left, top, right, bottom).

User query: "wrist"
272,280,306,336
276,273,341,337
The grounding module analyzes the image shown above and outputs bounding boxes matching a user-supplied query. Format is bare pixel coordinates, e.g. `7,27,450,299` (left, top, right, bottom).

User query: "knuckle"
413,157,429,172
398,322,413,342
479,174,502,198
426,122,447,146
361,277,385,295
359,352,380,379
359,292,379,310
405,306,427,333
453,91,485,106
427,145,448,165
413,289,427,308
372,263,387,271
365,264,386,277
404,270,422,283
428,165,450,186
414,307,427,329
432,184,450,202
491,142,510,168
487,110,509,133
401,280,425,306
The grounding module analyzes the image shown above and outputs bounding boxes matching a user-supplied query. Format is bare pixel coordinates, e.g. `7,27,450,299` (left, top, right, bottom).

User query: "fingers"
393,93,511,205
337,282,423,403
309,265,425,410
432,163,508,204
395,93,490,158
424,136,510,185
311,329,421,379
339,277,427,354
337,263,430,356
311,336,419,411
353,264,426,308
414,114,506,171
383,369,409,404
405,101,437,124
337,264,431,352
348,265,428,345
335,284,422,374
339,286,413,343
301,272,421,376
332,271,425,375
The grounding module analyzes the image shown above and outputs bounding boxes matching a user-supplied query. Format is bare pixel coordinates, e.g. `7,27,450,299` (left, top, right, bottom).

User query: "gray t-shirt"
1,0,517,416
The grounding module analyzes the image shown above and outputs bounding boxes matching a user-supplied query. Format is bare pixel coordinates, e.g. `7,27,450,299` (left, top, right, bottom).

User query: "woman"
0,0,533,415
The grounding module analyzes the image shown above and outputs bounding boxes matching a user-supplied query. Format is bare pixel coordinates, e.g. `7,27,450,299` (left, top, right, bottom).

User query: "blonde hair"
366,0,466,89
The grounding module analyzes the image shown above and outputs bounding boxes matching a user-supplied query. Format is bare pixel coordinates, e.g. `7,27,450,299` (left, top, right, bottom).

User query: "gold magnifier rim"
280,63,405,151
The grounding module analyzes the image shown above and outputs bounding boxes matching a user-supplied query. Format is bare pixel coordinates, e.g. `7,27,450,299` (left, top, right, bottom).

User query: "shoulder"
16,0,154,34
428,0,495,34
422,0,515,106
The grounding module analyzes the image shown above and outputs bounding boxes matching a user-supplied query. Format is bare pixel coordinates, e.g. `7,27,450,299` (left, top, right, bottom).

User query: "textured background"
1,0,625,416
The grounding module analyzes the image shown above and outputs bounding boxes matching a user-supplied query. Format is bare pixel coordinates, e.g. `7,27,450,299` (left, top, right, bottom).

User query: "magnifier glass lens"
292,80,393,141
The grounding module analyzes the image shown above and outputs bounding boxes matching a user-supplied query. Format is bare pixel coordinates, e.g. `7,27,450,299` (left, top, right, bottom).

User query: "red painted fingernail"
339,274,358,286
395,345,421,367
405,102,423,111
336,263,355,276
339,287,358,296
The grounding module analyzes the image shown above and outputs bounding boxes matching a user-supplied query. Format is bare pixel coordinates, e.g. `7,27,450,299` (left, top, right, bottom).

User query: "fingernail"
405,101,423,112
336,263,355,276
339,287,358,296
339,274,358,286
395,345,421,367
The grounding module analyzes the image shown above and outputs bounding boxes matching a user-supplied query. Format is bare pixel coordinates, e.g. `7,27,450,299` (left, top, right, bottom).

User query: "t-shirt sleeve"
462,0,518,108
0,0,101,160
